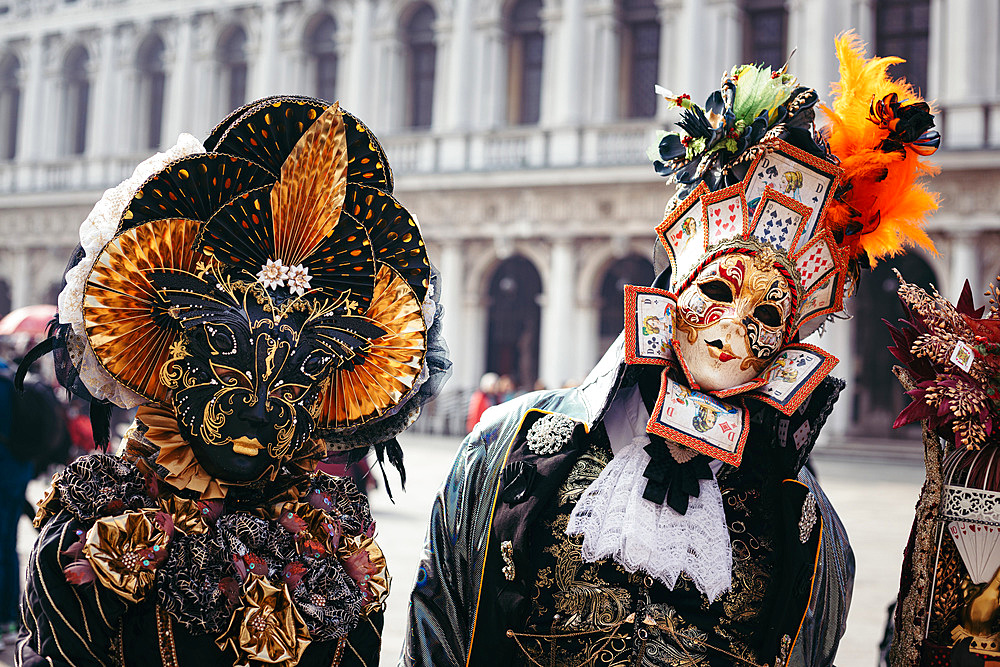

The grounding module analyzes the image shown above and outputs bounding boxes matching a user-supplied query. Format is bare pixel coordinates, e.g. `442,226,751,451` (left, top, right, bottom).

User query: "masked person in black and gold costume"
14,96,450,666
402,35,941,667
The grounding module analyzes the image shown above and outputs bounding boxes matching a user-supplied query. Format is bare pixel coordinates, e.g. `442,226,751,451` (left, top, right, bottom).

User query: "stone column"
20,34,45,161
655,0,682,121
87,28,116,159
9,250,29,310
253,0,280,98
950,231,980,300
445,0,474,130
591,6,618,124
478,22,505,129
432,15,453,133
538,3,562,127
346,0,374,122
436,241,465,385
539,240,576,389
164,15,194,143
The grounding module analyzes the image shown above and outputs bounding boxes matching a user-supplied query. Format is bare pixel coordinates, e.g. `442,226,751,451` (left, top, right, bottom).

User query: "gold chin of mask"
675,254,792,392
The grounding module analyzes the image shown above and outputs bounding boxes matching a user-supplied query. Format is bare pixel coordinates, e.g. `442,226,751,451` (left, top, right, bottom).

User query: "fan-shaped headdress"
651,32,941,340
21,95,450,491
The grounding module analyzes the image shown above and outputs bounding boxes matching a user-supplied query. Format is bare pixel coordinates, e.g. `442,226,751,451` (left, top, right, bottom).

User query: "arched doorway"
851,253,937,438
598,254,654,356
486,256,541,391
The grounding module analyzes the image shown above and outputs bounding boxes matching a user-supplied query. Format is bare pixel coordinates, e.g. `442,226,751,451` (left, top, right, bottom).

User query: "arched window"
307,15,337,102
137,36,166,150
0,55,20,160
218,27,248,113
741,0,788,70
852,253,937,438
506,0,544,125
875,0,930,94
403,4,436,129
486,256,542,390
63,46,90,156
620,0,659,118
598,255,654,355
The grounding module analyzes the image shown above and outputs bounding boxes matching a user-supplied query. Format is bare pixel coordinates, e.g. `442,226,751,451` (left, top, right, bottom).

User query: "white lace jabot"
566,386,732,601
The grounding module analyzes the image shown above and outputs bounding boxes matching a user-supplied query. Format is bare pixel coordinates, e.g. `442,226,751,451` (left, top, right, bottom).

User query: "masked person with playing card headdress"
13,96,450,666
402,34,941,667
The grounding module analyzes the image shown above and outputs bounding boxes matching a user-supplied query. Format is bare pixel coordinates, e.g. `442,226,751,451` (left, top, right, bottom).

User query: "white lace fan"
941,445,1000,585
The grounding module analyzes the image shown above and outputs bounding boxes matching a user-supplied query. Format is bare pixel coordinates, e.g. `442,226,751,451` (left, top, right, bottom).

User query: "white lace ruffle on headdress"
566,434,732,602
57,134,206,409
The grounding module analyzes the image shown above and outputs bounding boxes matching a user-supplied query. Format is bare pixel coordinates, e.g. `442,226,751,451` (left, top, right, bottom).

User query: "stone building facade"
0,0,993,442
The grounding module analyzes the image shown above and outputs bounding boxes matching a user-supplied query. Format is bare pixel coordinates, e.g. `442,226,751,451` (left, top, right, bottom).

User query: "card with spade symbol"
746,343,839,415
745,139,843,241
700,182,748,247
749,185,813,253
623,285,676,366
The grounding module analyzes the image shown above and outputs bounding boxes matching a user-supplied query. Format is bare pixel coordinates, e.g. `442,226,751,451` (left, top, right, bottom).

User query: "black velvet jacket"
401,336,854,667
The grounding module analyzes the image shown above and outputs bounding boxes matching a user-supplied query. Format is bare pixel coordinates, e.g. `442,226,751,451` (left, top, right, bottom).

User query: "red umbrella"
0,304,57,336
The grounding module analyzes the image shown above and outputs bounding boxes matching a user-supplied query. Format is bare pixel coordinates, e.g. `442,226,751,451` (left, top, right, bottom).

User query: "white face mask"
674,253,792,391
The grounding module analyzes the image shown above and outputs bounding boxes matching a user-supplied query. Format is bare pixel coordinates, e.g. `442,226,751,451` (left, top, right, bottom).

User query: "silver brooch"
501,540,515,581
525,413,576,456
798,492,817,543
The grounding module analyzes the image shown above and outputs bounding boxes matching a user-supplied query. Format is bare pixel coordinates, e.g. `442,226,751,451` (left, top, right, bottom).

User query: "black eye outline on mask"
699,279,734,303
753,304,783,328
209,360,254,391
205,323,238,356
268,383,310,404
300,351,333,380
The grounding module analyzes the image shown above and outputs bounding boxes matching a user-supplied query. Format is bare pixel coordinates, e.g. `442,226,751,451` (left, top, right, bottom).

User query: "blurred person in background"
467,371,499,433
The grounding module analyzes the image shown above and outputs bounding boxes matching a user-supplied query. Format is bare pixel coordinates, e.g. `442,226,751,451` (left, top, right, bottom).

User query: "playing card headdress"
621,33,940,479
652,32,941,340
17,95,450,488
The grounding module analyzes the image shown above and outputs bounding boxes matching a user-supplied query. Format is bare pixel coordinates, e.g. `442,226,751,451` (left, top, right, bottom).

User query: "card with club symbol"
746,343,839,415
647,375,749,466
749,185,812,253
745,139,843,241
623,285,676,366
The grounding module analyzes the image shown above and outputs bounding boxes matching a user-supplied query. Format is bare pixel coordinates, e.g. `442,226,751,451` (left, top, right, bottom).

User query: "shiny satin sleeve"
399,391,579,667
790,467,856,667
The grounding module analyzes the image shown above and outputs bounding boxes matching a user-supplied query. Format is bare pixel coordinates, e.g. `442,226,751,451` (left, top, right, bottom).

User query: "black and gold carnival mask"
36,97,445,489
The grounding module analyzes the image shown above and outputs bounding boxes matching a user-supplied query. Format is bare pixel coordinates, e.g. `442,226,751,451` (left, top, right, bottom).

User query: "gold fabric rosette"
158,496,211,535
338,534,389,614
217,576,311,667
33,473,61,529
82,510,171,602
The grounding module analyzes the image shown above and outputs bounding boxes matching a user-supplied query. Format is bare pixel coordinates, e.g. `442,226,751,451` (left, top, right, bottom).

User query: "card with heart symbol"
623,285,676,366
745,139,843,240
794,270,845,335
700,182,748,248
746,343,839,415
748,185,813,254
647,375,749,466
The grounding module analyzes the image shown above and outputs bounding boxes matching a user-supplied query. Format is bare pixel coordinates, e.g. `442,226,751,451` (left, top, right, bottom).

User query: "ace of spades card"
623,285,676,366
647,376,749,466
745,140,842,241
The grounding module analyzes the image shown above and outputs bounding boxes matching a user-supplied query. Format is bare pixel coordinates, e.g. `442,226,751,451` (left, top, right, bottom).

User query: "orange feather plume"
820,32,940,262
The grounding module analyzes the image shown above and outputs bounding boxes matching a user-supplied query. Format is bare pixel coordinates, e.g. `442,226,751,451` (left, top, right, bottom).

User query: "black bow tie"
636,368,713,515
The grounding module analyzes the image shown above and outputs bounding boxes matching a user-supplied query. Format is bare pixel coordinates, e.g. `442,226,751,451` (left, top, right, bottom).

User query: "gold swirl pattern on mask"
84,218,211,403
139,403,230,500
316,263,426,430
270,102,348,266
82,509,171,603
216,575,311,667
